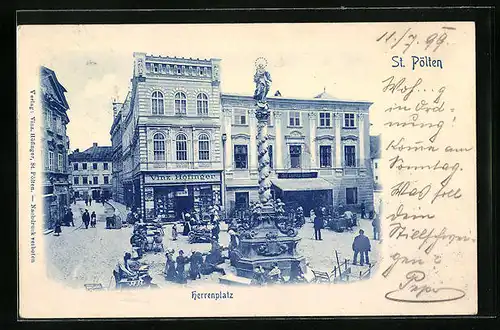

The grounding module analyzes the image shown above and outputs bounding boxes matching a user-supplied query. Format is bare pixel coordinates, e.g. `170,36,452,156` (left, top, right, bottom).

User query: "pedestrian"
372,212,381,240
54,219,62,236
85,198,88,206
344,210,354,231
211,220,220,242
175,250,189,284
182,213,191,236
310,209,316,224
352,229,371,266
163,249,177,281
90,211,97,228
102,197,105,206
89,196,92,206
189,250,203,280
171,223,178,241
313,209,324,240
360,202,366,219
228,229,239,250
68,209,74,227
82,209,90,229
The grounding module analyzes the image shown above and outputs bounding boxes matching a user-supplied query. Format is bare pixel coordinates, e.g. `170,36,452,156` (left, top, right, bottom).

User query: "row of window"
46,151,65,171
233,144,357,169
146,62,210,77
234,111,357,128
151,91,209,116
44,110,65,133
72,162,110,171
153,132,210,161
73,175,109,185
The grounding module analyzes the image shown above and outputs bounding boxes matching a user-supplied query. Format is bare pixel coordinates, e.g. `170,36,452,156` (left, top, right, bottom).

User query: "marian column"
231,57,306,279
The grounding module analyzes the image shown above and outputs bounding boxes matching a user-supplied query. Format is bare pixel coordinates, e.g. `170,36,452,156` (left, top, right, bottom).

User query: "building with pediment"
40,66,71,231
111,53,374,221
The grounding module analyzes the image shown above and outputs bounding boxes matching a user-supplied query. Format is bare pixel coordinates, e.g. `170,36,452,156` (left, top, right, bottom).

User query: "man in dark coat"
352,229,371,266
313,209,324,240
360,202,366,219
188,251,204,280
82,209,90,229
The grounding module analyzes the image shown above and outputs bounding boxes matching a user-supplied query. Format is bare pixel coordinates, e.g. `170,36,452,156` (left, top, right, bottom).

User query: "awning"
271,178,333,192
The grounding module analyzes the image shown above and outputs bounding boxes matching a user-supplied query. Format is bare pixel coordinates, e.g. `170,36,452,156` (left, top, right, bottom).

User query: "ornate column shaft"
308,112,317,168
335,112,342,167
274,111,283,169
256,109,272,204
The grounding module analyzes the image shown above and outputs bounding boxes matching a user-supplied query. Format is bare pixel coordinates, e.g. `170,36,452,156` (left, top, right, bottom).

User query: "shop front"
271,174,334,214
143,171,222,222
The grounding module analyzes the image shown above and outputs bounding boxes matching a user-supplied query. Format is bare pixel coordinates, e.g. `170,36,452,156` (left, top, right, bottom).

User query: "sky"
21,23,389,151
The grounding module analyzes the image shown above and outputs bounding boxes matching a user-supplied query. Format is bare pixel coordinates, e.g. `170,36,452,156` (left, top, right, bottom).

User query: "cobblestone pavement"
46,200,381,289
45,200,133,289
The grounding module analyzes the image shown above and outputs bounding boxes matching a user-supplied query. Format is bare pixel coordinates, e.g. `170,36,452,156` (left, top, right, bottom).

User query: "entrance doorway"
92,190,101,200
175,194,194,219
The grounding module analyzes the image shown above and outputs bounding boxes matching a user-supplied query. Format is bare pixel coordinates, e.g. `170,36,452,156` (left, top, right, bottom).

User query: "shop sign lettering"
145,172,221,184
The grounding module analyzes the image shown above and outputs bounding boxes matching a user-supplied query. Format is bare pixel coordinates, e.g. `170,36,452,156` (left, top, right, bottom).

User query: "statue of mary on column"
253,61,272,106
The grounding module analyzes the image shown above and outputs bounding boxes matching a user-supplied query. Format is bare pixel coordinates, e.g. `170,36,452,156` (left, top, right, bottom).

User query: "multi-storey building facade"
68,143,113,200
221,91,374,214
110,96,128,204
41,66,71,231
111,53,375,220
115,53,223,221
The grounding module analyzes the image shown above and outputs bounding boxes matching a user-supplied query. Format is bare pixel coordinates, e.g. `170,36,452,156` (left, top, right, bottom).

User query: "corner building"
117,53,223,221
40,66,71,231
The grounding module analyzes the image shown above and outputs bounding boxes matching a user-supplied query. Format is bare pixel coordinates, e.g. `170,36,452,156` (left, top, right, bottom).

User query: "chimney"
93,142,98,147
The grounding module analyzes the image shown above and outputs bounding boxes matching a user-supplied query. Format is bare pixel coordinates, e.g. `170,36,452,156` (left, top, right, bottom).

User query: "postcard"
17,22,477,318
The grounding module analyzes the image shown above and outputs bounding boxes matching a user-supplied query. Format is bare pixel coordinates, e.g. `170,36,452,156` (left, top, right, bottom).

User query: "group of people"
175,206,222,242
81,209,97,229
163,239,227,284
129,222,164,258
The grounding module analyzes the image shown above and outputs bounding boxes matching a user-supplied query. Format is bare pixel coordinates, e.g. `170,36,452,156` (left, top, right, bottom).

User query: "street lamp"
221,133,227,217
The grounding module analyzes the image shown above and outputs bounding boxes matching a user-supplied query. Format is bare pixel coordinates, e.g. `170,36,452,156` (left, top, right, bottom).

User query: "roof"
314,88,341,101
370,135,381,159
271,178,333,192
69,145,113,162
40,66,70,111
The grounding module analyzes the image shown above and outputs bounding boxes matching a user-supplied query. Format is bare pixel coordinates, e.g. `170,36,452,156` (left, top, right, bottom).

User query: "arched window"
176,134,188,161
196,93,209,116
198,133,210,160
174,92,187,115
151,91,164,115
153,133,166,161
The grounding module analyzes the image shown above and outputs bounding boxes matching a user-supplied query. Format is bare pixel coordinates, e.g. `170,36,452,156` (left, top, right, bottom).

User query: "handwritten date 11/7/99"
376,26,454,54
